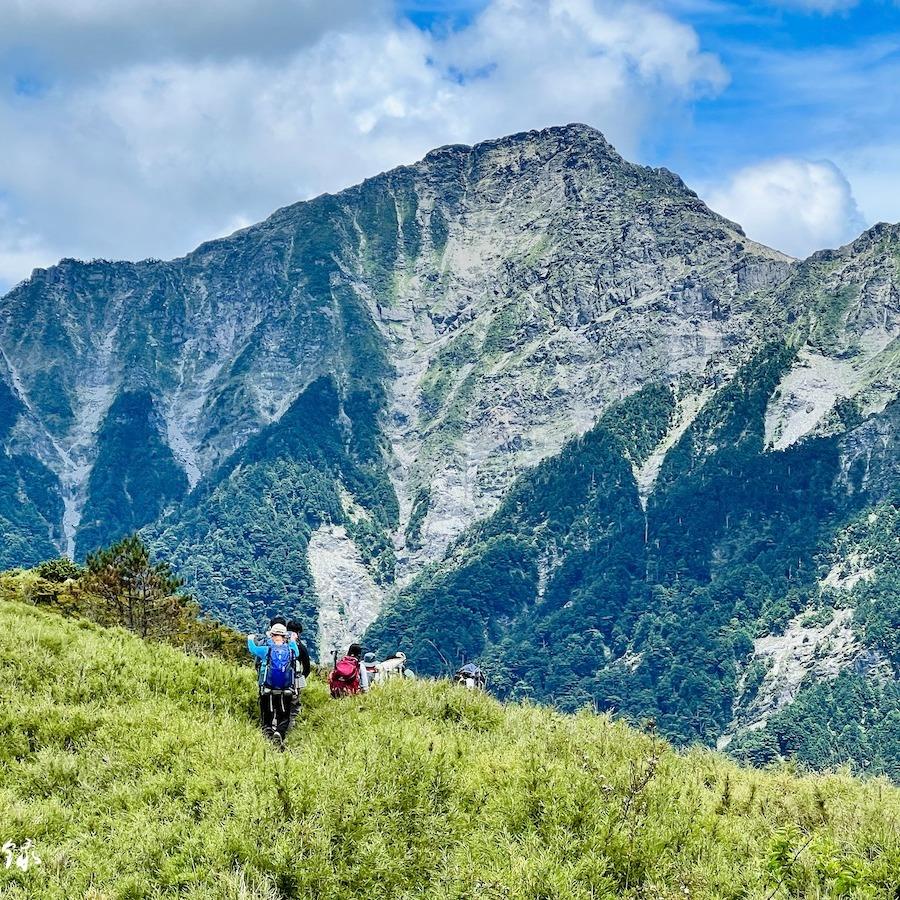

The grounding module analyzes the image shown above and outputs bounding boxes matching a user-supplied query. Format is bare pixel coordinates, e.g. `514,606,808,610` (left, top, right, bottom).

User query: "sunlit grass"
1,600,897,898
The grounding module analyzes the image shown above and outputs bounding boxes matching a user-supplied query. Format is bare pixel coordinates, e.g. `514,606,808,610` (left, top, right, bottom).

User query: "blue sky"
400,0,900,240
1,0,898,291
668,2,900,173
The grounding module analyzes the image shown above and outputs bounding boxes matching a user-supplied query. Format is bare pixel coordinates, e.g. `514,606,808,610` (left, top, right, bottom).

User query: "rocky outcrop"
2,126,899,697
838,398,900,500
725,607,860,744
309,524,385,661
764,223,900,451
3,123,900,762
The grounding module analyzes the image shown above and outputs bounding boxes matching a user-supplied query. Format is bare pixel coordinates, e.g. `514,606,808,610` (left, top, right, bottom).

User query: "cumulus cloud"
0,0,726,291
705,157,865,258
0,201,51,288
837,142,900,230
0,0,382,73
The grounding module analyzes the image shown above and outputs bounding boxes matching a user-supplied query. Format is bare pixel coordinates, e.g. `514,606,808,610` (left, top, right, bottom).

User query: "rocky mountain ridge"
0,124,792,594
2,124,899,764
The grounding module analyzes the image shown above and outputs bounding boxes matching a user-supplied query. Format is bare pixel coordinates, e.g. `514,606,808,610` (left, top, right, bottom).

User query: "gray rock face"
723,607,861,747
308,524,385,659
764,223,900,452
0,124,793,576
363,126,793,576
839,399,900,499
0,234,344,555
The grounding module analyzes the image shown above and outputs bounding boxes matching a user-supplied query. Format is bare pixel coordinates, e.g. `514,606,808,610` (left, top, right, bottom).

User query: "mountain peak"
487,121,611,148
422,122,611,163
852,220,900,248
806,219,900,263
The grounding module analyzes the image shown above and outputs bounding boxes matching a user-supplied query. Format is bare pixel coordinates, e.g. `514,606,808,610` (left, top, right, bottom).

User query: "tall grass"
1,600,897,898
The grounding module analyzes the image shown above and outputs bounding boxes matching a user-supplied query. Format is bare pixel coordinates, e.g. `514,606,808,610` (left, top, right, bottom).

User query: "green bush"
0,539,247,665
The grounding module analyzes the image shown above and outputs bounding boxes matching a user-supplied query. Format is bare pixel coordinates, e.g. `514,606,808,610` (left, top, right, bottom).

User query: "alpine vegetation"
0,599,898,899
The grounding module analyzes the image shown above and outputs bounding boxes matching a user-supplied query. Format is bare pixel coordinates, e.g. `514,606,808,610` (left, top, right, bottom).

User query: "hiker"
379,651,409,680
328,643,370,698
286,619,311,728
247,623,299,748
455,662,486,690
363,651,381,686
249,615,289,685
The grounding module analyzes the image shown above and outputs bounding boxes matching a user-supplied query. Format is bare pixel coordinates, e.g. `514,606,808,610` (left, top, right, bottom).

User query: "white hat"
269,623,288,637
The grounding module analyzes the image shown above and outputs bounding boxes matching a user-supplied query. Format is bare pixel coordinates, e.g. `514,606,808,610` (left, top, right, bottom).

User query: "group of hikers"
246,615,419,748
247,615,487,748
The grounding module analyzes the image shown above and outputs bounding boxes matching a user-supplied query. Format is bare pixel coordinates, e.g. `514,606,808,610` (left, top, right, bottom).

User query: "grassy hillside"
1,601,898,899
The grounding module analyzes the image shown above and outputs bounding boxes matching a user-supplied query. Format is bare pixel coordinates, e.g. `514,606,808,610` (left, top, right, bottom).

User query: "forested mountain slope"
366,342,900,769
1,599,898,899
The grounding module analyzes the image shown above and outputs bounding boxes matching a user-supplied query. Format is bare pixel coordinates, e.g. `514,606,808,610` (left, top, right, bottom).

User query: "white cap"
269,624,288,637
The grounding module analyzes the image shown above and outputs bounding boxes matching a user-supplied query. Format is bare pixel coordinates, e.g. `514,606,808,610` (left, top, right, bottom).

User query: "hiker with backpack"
363,651,381,687
455,663,486,690
328,643,369,698
247,622,299,748
379,651,410,680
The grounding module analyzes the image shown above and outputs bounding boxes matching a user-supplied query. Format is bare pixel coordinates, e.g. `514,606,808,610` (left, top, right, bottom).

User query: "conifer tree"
83,534,185,638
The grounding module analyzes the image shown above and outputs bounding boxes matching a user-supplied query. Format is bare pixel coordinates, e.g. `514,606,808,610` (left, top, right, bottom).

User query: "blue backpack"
264,644,295,691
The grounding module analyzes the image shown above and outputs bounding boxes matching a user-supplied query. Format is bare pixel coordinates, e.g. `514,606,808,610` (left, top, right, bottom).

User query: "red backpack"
329,655,361,698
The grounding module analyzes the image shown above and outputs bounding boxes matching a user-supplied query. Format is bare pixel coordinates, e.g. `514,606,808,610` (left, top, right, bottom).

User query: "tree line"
2,533,246,662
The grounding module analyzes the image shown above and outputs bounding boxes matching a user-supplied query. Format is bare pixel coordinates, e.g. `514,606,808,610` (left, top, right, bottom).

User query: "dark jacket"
289,632,311,677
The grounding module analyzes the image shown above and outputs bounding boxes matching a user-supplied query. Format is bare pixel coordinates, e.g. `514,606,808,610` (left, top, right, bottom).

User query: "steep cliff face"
0,211,359,557
764,223,900,451
0,124,791,614
372,126,792,578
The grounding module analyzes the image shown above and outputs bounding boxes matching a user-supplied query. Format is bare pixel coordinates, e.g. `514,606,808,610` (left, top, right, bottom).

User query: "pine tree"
83,534,185,638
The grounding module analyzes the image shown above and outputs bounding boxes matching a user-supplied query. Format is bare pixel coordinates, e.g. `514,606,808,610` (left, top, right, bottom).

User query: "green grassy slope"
1,601,898,900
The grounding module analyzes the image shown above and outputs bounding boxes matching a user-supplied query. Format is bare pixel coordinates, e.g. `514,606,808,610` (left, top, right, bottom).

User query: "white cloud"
0,0,382,73
0,0,727,292
0,201,52,289
704,157,865,258
436,0,726,141
836,142,900,229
